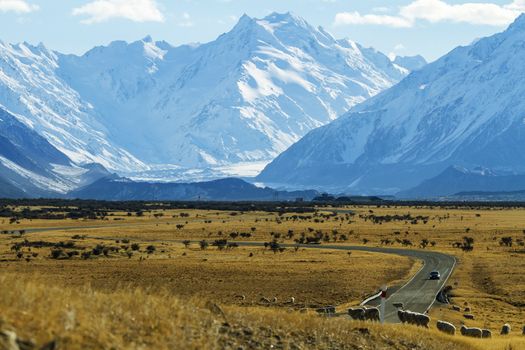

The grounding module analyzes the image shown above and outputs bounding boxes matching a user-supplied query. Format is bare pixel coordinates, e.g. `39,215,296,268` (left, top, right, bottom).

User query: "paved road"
237,243,456,323
17,225,455,324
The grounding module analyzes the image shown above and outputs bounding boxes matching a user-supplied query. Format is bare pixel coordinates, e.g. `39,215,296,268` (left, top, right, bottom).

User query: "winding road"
19,224,456,324
238,243,456,323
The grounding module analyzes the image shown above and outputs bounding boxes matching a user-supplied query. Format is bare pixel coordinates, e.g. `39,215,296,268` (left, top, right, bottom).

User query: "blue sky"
1,0,524,61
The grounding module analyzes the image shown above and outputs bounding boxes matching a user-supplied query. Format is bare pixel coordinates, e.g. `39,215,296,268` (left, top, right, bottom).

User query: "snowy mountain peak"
0,13,417,186
262,12,308,27
507,13,525,32
142,35,154,43
258,16,525,194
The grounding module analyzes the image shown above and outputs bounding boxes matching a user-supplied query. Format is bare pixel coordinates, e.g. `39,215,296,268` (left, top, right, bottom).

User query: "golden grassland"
0,247,415,308
2,274,516,350
1,204,525,349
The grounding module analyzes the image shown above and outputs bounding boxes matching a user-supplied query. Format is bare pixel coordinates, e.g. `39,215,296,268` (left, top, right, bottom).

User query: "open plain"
1,200,524,349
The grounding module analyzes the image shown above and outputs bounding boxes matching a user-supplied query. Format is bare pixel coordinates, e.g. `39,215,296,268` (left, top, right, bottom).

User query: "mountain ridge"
258,14,525,194
1,12,415,185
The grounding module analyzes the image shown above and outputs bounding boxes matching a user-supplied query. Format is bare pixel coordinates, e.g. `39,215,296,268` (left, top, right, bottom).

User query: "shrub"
199,240,209,250
50,249,66,259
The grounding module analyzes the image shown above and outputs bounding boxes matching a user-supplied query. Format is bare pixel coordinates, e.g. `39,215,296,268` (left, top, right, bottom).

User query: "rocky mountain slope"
258,15,525,195
0,108,109,197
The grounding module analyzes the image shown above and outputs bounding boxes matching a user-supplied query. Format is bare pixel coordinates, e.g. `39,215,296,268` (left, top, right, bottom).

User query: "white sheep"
415,313,430,328
348,307,365,320
437,320,456,335
364,307,380,322
259,297,271,304
460,325,482,338
501,324,511,335
397,310,430,327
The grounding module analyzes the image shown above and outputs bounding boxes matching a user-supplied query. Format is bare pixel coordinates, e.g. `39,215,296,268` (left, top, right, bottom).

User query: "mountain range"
0,12,416,191
258,14,525,196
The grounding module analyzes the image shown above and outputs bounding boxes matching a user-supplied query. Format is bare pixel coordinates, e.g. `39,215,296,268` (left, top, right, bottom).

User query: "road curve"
19,224,455,323
236,242,456,323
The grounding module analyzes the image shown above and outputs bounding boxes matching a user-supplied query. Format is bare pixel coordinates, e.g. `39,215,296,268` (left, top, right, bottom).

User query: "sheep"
289,297,295,304
463,314,475,320
364,307,380,322
452,305,461,312
414,313,431,328
437,320,456,335
348,307,365,320
397,309,407,323
235,294,246,301
272,297,278,303
501,324,511,335
259,297,271,304
460,325,482,338
482,329,492,338
397,310,430,327
405,311,417,325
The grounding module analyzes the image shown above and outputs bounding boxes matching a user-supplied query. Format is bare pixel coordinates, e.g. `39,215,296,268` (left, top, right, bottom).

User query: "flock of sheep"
347,305,525,339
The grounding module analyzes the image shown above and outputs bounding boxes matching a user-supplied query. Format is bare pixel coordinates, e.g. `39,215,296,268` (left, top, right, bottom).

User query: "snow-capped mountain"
258,14,525,195
0,107,109,197
393,55,427,72
0,41,146,173
0,12,416,194
55,12,410,177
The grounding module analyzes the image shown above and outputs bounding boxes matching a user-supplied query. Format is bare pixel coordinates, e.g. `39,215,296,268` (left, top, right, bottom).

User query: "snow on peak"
0,13,416,185
258,16,525,194
507,13,525,32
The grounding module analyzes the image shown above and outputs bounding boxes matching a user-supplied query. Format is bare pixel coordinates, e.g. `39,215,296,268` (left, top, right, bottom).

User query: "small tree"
199,240,209,250
499,237,513,247
461,236,474,252
182,240,191,248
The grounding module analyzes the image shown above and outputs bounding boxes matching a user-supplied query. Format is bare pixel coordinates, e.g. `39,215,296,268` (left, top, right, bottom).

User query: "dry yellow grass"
2,204,525,349
0,274,498,350
0,244,415,308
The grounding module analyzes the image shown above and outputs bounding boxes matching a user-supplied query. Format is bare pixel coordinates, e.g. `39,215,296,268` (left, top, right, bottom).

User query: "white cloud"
335,11,412,28
335,0,525,28
72,0,164,24
0,0,38,13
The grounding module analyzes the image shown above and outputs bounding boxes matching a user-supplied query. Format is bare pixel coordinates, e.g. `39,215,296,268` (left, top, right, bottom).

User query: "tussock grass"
0,274,486,350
